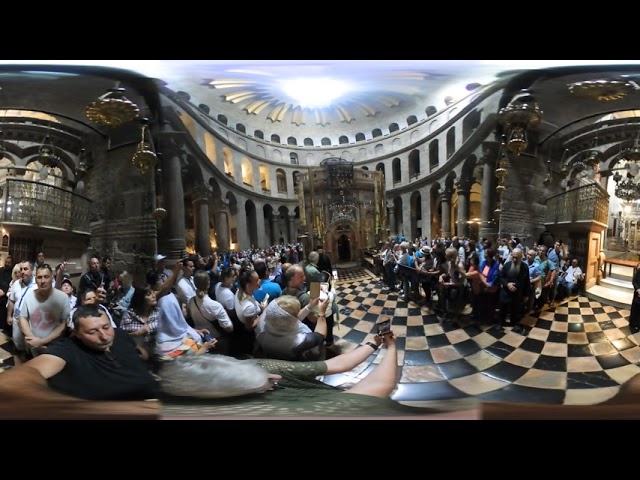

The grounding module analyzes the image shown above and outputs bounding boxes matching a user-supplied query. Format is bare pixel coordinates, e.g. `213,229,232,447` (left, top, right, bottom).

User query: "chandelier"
85,86,140,127
498,90,543,156
613,132,640,201
568,78,639,101
131,120,157,175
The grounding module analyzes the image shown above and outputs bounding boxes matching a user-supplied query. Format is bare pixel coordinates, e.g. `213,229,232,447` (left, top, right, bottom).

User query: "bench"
603,257,639,279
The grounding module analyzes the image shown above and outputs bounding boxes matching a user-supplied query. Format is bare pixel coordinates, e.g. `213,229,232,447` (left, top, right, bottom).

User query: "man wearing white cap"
154,254,172,285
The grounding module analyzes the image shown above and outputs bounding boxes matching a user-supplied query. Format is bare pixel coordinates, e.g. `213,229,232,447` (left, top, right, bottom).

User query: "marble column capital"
455,177,473,195
192,184,210,204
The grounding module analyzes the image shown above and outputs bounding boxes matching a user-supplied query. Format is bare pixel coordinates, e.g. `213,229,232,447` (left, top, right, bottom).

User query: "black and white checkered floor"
325,270,639,406
1,268,637,408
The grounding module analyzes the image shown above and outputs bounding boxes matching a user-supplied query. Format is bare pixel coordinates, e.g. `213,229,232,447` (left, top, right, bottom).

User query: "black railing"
545,182,609,225
0,178,91,233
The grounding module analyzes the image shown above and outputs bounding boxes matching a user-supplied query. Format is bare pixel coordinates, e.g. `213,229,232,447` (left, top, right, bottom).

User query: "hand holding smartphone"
309,282,320,300
376,318,392,336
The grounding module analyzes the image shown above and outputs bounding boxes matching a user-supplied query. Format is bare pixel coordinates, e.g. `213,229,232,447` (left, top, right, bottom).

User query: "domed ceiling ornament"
85,87,140,127
568,79,639,101
206,67,432,127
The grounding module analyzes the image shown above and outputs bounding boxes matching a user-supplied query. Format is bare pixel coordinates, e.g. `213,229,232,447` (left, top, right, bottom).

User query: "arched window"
276,169,287,193
429,140,439,171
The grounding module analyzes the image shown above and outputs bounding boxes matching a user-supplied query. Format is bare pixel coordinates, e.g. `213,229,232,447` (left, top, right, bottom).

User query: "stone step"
586,284,632,310
600,276,634,293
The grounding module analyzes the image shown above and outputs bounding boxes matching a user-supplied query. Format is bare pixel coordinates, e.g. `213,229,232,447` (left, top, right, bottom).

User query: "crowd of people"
378,234,584,333
0,243,421,418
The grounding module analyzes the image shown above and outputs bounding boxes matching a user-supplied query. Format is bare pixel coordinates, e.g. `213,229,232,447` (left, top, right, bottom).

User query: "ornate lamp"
153,207,167,229
498,91,543,156
85,87,140,127
494,142,508,213
613,132,640,201
131,119,157,175
568,78,639,101
38,134,56,163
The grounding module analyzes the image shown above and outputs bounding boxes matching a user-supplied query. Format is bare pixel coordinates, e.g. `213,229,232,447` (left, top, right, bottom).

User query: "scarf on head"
155,293,202,357
263,300,299,336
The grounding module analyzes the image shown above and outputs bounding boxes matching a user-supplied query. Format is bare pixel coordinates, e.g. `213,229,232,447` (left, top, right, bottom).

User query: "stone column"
192,184,211,256
421,187,432,240
271,214,280,245
441,185,453,239
213,200,230,252
156,129,187,260
456,177,472,238
288,213,297,244
479,142,499,242
386,200,396,236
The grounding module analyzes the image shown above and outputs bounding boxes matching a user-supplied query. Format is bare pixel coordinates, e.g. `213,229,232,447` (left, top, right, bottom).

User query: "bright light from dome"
280,77,350,108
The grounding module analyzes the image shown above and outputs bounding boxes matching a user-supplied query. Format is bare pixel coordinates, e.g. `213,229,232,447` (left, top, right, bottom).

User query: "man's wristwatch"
365,341,379,351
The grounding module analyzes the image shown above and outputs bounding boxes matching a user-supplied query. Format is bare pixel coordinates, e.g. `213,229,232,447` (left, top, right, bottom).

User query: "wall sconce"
498,90,543,156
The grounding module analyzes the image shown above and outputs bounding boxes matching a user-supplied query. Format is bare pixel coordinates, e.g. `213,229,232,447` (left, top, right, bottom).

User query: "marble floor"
321,268,639,409
2,266,638,418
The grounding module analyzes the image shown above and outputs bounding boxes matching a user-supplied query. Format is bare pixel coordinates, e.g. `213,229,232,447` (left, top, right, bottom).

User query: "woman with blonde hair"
254,294,328,361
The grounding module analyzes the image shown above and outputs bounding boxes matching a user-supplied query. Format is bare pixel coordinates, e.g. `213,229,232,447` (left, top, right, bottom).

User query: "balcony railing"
0,178,92,234
545,182,609,226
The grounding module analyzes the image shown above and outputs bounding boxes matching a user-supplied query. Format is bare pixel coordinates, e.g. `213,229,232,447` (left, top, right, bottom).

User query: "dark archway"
338,234,351,261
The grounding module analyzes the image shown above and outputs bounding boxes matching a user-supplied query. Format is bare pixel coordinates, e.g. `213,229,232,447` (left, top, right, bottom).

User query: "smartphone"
320,282,329,293
202,332,213,342
263,293,270,304
377,318,392,336
332,270,338,281
309,281,320,300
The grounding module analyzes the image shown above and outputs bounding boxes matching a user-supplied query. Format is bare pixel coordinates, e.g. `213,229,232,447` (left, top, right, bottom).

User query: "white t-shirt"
188,295,233,337
176,276,197,306
235,291,261,328
215,283,235,311
19,288,69,341
9,278,38,321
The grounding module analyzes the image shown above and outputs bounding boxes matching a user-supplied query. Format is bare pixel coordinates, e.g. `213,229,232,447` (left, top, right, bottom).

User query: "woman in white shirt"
188,270,233,356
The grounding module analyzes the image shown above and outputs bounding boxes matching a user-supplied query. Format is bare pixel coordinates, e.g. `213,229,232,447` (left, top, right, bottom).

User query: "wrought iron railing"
0,178,91,233
545,182,609,225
